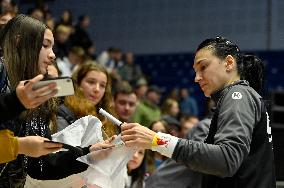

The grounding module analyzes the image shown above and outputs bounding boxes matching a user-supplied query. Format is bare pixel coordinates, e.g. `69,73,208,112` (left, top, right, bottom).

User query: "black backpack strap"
57,105,76,125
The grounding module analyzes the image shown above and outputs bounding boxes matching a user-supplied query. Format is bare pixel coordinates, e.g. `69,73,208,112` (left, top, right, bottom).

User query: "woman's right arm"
27,149,90,180
0,130,62,164
27,138,116,180
121,86,259,177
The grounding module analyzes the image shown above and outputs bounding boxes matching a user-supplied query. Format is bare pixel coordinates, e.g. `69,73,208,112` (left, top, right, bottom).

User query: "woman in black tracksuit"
121,36,276,188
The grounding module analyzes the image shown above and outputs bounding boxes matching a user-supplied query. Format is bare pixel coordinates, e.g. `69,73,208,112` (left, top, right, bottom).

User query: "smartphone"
33,77,74,97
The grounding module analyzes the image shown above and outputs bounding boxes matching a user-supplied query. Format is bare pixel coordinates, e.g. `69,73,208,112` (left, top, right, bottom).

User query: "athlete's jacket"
172,80,276,188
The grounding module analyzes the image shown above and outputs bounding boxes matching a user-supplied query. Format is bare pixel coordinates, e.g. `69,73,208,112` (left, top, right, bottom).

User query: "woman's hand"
18,136,62,157
87,137,116,162
16,74,57,109
89,135,116,152
121,123,156,149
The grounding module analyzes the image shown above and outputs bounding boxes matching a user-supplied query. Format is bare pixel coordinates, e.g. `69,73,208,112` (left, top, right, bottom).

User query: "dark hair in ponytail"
196,36,265,94
240,55,264,94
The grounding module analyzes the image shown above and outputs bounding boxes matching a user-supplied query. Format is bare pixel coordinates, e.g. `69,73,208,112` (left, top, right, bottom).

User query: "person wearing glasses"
121,36,275,188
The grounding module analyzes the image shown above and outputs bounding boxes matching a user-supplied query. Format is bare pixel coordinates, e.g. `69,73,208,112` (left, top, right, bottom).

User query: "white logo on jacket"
232,92,242,99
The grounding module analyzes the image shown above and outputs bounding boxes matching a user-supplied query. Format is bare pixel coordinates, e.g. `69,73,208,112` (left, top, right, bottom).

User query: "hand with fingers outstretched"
87,136,117,162
89,135,116,152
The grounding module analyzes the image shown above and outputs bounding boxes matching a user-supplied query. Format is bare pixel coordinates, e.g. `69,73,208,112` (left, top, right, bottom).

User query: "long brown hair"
0,14,58,123
1,14,46,87
64,62,118,137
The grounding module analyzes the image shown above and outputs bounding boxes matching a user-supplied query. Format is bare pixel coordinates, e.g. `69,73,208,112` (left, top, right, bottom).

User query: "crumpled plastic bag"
52,115,104,146
25,115,133,188
77,135,135,188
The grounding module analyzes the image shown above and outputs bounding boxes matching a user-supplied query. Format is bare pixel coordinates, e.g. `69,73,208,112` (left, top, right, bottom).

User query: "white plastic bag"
25,116,133,188
25,115,103,188
77,135,135,188
52,115,104,146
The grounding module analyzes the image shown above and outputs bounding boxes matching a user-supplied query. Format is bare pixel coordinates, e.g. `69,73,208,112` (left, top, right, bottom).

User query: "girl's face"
193,48,229,97
127,149,145,172
152,121,167,133
38,29,56,74
80,70,107,106
0,13,13,24
170,102,179,117
62,11,70,22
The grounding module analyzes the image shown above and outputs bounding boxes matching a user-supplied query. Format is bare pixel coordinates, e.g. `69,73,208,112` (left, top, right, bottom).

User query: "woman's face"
193,48,228,97
127,149,145,172
62,11,70,22
80,70,107,106
38,29,56,74
0,13,13,24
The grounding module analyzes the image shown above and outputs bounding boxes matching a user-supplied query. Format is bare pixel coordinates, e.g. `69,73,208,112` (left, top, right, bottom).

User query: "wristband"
151,132,179,158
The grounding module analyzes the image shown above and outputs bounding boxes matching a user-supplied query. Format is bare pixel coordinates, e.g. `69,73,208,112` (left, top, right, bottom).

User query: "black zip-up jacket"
0,91,26,122
172,80,276,188
0,61,25,122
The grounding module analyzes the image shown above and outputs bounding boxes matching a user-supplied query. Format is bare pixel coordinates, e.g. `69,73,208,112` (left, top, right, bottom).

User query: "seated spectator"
180,114,199,138
167,87,180,101
0,10,16,24
45,16,55,31
126,149,147,188
70,15,95,58
132,85,162,127
27,7,44,21
150,120,169,134
56,9,73,28
0,0,18,14
117,52,143,86
161,98,180,119
114,82,138,123
56,46,85,77
179,88,199,116
161,115,181,137
97,47,123,85
53,24,72,59
134,77,148,101
97,47,122,72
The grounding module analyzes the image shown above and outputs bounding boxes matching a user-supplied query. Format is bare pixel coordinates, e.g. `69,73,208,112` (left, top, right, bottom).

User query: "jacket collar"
211,80,249,104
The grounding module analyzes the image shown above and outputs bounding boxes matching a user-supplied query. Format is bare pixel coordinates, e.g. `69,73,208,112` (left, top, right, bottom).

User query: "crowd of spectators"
1,1,205,187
